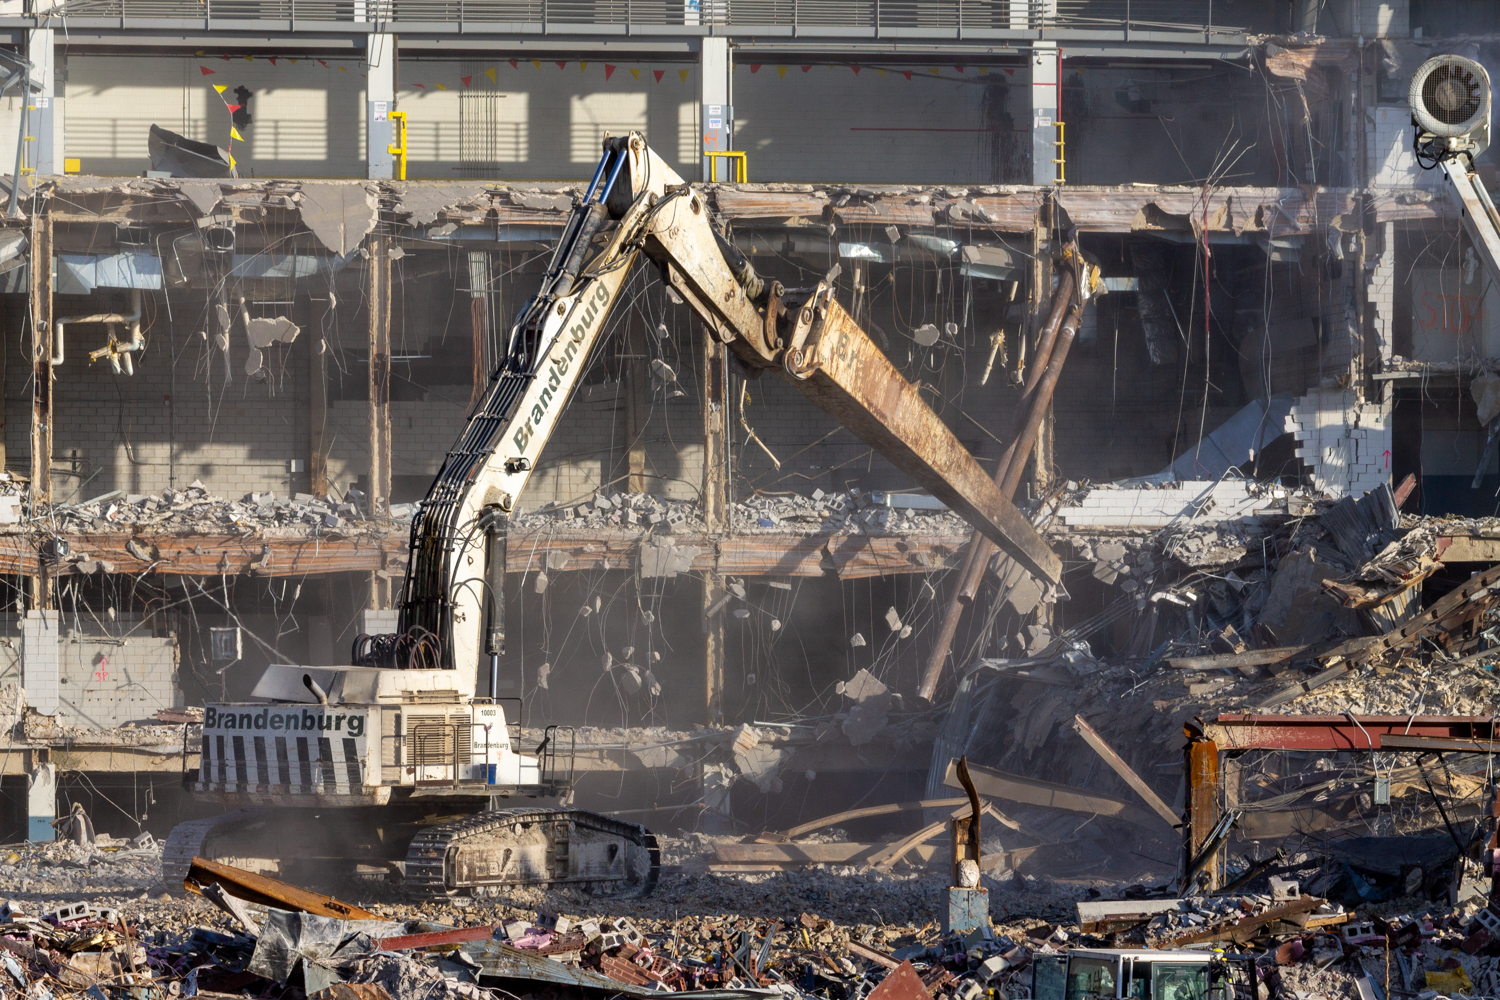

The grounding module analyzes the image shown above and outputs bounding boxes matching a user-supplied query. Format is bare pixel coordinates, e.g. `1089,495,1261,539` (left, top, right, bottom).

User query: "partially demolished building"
0,0,1490,900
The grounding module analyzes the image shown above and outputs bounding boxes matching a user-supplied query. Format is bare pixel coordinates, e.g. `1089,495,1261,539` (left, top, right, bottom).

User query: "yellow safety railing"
388,111,409,181
1052,121,1066,185
705,150,747,183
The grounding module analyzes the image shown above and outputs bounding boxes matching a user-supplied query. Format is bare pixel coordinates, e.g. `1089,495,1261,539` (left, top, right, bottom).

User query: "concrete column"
1030,41,1058,187
26,28,58,176
366,33,396,180
699,38,731,182
27,761,54,842
23,611,59,714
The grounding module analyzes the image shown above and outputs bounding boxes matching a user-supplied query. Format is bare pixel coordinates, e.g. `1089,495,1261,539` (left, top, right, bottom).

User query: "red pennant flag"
653,69,664,82
220,54,230,60
509,58,518,68
226,104,242,112
413,83,426,89
750,63,761,73
199,65,216,75
461,75,472,87
801,64,811,72
1005,68,1014,75
955,65,964,72
851,65,861,75
317,59,328,67
556,60,567,70
901,69,912,80
605,63,617,80
268,56,277,65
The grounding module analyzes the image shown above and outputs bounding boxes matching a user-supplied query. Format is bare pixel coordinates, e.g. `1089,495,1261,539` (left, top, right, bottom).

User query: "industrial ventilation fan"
1409,54,1492,164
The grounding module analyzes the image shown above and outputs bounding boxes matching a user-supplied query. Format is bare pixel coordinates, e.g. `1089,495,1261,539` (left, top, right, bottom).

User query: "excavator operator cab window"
1066,958,1119,1000
1152,964,1209,1000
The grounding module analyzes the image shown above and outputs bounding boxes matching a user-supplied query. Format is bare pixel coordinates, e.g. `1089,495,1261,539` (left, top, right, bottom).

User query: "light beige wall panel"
65,54,365,177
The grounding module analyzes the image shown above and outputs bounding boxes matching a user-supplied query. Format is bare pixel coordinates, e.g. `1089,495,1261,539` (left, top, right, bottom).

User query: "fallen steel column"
916,283,1083,702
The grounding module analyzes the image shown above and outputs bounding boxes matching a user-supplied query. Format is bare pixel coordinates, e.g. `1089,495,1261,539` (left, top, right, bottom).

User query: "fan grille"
1423,63,1484,126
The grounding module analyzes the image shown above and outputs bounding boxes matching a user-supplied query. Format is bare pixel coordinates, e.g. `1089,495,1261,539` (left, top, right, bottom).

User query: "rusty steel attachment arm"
640,183,1063,585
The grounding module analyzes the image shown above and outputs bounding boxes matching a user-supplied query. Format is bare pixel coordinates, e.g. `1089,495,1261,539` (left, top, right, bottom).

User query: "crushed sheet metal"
864,960,930,1000
459,937,778,1000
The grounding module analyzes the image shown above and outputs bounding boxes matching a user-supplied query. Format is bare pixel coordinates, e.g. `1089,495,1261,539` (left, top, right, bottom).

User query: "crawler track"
404,807,660,899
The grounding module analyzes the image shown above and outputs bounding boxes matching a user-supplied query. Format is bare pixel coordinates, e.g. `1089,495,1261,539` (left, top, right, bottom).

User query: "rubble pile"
0,479,407,538
516,489,969,536
16,833,1500,1000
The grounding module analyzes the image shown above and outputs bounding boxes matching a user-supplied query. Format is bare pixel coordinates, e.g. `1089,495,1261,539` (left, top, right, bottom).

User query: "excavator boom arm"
379,133,1063,690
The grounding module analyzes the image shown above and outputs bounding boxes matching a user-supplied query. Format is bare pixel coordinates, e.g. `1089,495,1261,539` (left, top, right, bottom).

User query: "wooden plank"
715,842,885,864
1166,646,1308,670
777,797,971,840
943,758,1165,830
1071,715,1179,827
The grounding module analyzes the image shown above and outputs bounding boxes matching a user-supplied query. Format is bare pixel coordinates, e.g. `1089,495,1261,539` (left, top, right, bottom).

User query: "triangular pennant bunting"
605,64,617,80
851,65,861,75
199,66,216,75
226,104,242,112
462,75,472,87
800,65,811,72
580,62,589,71
230,126,244,141
776,65,787,78
901,70,912,80
485,67,497,82
678,68,689,83
750,64,761,73
653,69,664,82
213,83,227,93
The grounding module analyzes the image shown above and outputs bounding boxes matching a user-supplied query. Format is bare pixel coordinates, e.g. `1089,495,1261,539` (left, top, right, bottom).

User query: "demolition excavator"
164,133,1096,900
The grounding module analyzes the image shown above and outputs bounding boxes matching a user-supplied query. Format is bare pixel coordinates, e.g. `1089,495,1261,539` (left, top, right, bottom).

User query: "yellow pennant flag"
230,126,244,141
580,62,589,71
288,57,298,63
213,84,228,93
629,68,640,80
227,153,236,169
485,67,497,82
678,68,689,83
531,59,542,70
979,66,988,74
928,67,939,74
436,82,448,90
338,65,348,72
776,65,787,78
875,68,886,76
243,54,253,61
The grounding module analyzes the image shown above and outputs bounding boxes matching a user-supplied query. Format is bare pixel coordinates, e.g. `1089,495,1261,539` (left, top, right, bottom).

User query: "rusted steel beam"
1186,738,1221,891
1203,714,1498,751
184,856,379,920
784,297,1060,586
378,926,497,951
